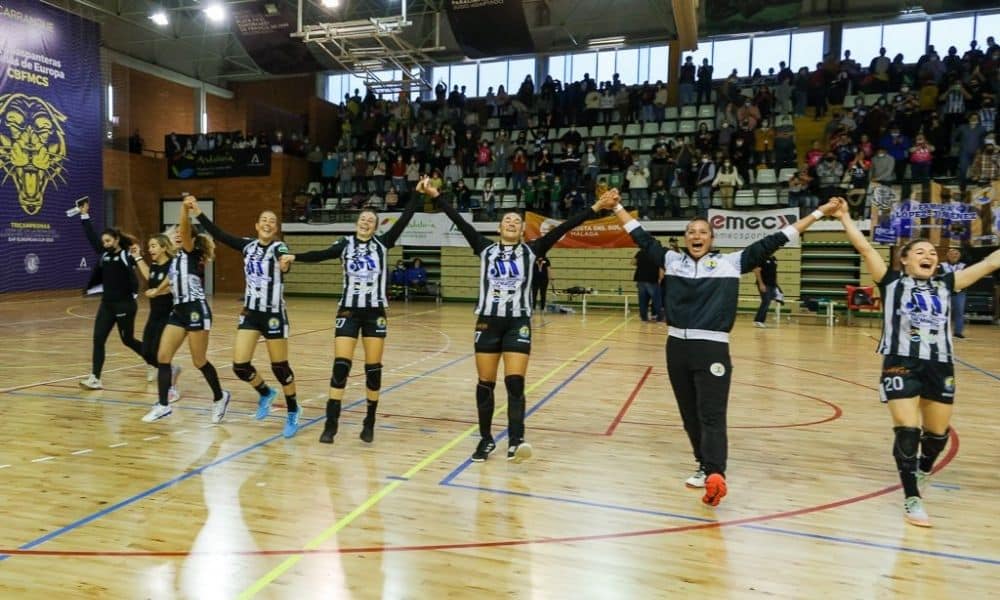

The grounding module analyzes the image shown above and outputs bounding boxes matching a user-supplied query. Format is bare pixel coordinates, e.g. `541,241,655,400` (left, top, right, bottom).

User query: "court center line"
237,319,630,599
0,352,471,561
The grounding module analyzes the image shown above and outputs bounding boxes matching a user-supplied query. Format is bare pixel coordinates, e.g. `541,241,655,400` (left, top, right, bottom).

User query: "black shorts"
474,316,532,354
238,308,289,340
335,307,387,339
879,355,955,404
168,300,212,331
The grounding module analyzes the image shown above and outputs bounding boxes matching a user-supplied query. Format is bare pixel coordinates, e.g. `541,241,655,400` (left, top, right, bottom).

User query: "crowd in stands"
164,130,310,159
294,35,998,222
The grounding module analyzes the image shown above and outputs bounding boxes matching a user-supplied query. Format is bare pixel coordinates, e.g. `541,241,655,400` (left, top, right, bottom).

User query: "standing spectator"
844,151,871,219
679,56,696,105
907,134,935,182
754,120,775,166
711,158,743,210
633,250,663,322
696,59,714,106
626,161,651,219
879,126,911,183
953,114,986,184
815,153,845,200
940,248,968,339
870,146,896,186
695,153,716,218
968,136,998,183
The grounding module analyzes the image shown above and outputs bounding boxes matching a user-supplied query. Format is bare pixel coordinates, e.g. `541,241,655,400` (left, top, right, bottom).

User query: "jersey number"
474,331,482,343
336,318,347,328
882,376,905,392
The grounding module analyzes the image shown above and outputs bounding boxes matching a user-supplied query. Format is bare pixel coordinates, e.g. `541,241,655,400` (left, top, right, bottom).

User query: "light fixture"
106,84,114,121
588,36,626,48
204,3,226,22
321,0,340,8
148,10,169,26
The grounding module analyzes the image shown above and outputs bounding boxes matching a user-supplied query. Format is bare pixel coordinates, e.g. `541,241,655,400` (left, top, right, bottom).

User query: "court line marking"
237,320,629,598
0,352,471,562
605,366,652,435
31,457,55,463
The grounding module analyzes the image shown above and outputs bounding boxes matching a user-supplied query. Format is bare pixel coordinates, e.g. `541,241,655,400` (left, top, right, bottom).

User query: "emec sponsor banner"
708,208,800,248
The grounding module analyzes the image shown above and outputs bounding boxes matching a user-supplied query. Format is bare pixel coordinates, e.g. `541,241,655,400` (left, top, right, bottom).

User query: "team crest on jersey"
710,362,726,377
268,317,280,331
944,377,955,392
704,259,719,271
518,325,530,339
190,311,201,322
376,317,387,328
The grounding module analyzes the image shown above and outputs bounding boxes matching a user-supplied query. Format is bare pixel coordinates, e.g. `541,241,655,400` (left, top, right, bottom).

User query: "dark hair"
101,227,137,251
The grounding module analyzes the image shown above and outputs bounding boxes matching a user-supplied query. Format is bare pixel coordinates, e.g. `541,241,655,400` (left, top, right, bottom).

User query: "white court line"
171,430,190,436
0,315,78,328
142,435,161,441
31,456,56,463
0,464,10,469
108,442,127,448
70,449,93,455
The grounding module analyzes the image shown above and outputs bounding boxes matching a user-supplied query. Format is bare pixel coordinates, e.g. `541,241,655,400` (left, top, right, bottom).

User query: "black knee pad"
504,375,525,400
271,361,295,385
233,362,256,382
476,380,496,405
364,363,383,392
893,426,921,466
330,358,352,389
920,428,949,455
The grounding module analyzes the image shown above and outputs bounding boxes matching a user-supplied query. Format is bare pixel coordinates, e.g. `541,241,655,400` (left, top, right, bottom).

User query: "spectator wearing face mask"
870,146,896,186
879,126,911,182
953,113,986,184
968,136,998,184
815,153,844,201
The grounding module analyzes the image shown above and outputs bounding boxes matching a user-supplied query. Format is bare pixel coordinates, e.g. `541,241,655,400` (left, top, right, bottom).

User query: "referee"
603,191,844,506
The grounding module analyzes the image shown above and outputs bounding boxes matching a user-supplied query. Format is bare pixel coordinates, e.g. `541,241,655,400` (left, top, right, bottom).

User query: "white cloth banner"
377,212,473,247
707,208,801,248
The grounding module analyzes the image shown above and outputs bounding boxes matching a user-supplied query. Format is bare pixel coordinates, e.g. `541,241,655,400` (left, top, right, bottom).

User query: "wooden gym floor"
0,294,998,599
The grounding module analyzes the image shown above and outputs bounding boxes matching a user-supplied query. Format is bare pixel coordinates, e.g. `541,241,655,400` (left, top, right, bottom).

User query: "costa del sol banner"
0,0,102,292
870,181,1000,248
377,211,474,247
523,211,637,249
708,208,801,248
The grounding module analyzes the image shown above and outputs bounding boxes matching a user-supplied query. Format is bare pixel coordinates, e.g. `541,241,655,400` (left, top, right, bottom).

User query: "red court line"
0,430,959,558
605,366,652,435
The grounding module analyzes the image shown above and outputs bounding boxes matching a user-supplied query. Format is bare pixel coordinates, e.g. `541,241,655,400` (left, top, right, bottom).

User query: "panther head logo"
0,93,68,216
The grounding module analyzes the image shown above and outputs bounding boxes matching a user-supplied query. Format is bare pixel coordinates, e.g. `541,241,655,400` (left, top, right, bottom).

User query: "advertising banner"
445,0,534,59
0,0,102,292
523,211,636,249
707,208,800,248
167,146,272,180
230,1,322,74
377,211,474,247
870,181,999,248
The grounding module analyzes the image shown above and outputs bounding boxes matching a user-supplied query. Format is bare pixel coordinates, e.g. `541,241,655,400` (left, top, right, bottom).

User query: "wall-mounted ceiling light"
204,3,226,23
588,36,626,49
321,0,340,8
148,10,169,26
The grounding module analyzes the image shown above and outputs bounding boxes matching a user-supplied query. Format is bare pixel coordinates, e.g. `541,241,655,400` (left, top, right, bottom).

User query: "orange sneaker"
702,473,727,507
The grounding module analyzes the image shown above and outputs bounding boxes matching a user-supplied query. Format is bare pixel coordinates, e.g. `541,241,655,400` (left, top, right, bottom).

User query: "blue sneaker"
255,387,277,420
283,410,300,438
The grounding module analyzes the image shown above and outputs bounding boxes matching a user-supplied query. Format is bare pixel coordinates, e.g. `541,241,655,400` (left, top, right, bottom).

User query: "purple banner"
446,0,534,59
0,0,102,292
231,1,322,75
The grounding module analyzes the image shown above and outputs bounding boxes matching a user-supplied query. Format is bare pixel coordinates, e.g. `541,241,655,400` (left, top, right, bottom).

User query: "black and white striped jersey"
294,196,421,309
877,270,955,363
939,261,966,278
439,199,599,317
627,221,801,343
169,248,206,305
196,214,289,313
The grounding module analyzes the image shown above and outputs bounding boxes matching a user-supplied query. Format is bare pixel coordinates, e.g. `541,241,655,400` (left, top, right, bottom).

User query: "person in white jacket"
626,162,651,219
711,158,744,209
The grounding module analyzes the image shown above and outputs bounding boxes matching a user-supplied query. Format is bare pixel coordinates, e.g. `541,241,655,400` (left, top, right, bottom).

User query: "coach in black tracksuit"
78,202,144,389
604,191,844,506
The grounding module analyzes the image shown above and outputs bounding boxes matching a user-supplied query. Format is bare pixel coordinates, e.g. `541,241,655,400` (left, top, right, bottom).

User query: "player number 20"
882,376,904,392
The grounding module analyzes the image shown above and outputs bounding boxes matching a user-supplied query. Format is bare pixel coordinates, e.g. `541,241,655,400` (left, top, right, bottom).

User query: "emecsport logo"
709,213,795,231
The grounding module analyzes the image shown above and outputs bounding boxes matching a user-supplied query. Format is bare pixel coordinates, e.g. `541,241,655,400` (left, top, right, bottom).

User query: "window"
682,43,712,77
449,63,477,94
596,50,616,83
974,12,1000,48
752,34,790,75
648,45,670,83
882,21,926,63
790,30,825,70
930,17,974,56
572,51,597,82
507,58,535,91
478,61,507,96
713,38,750,77
432,66,449,91
548,55,567,82
616,48,639,85
346,74,367,97
841,25,882,68
325,75,344,104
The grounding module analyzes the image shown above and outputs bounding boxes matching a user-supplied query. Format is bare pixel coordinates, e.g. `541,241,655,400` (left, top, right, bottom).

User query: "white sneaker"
753,321,767,328
903,496,931,527
916,469,931,493
167,387,182,404
141,403,172,422
211,390,231,424
79,374,103,390
146,366,156,382
685,468,707,488
171,364,182,386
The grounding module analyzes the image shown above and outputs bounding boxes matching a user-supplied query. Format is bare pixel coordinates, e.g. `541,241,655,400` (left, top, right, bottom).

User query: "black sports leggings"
666,336,733,476
92,299,144,377
141,310,171,367
532,278,549,311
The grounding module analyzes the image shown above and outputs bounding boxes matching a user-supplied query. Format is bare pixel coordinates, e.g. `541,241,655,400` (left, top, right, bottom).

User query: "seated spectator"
406,258,428,290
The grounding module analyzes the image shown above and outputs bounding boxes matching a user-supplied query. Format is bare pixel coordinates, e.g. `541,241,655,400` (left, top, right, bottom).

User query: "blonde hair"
149,234,177,259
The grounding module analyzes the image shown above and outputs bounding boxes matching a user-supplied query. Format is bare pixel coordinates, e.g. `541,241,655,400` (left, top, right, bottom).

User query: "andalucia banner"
0,0,102,292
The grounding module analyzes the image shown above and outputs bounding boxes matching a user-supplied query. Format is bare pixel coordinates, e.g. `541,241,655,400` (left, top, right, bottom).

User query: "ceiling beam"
671,0,698,50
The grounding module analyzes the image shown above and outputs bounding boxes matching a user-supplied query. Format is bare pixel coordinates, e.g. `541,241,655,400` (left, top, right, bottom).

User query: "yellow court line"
237,317,631,599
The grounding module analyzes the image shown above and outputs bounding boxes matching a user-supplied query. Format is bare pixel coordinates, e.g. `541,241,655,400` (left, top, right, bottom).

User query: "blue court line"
386,476,409,481
443,482,1000,567
954,357,1000,381
439,347,608,486
930,482,961,491
0,352,471,561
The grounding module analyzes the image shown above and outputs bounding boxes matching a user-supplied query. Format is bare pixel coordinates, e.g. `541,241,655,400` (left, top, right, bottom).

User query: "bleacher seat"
492,176,507,191
678,120,696,134
481,130,495,142
665,107,679,121
756,189,779,206
734,189,756,207
306,181,322,195
864,93,882,106
711,194,722,208
625,123,642,136
756,169,777,184
661,121,678,134
607,124,624,136
475,177,488,191
698,120,714,131
680,105,697,119
590,124,607,138
642,122,660,135
842,94,856,107
698,105,716,119
778,168,797,183
499,193,519,209
639,138,656,152
557,127,571,139
486,118,500,129
740,88,754,98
